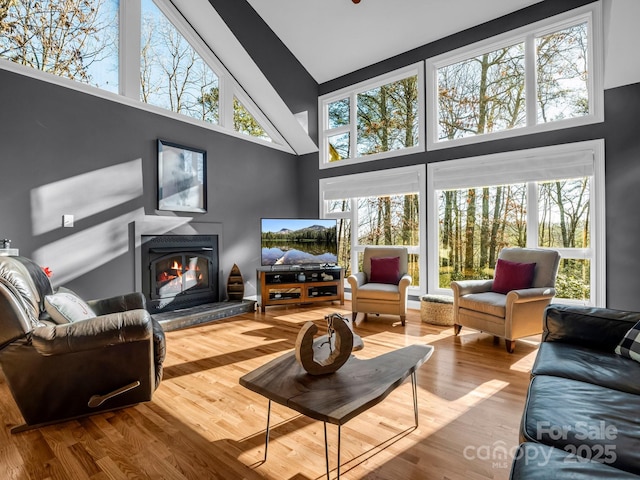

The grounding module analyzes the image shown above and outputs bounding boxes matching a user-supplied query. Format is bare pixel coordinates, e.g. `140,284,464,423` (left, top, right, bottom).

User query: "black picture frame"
157,139,207,213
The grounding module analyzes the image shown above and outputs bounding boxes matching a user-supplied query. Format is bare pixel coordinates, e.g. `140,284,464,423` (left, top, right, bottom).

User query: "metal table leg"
412,371,419,427
323,422,342,480
264,399,272,462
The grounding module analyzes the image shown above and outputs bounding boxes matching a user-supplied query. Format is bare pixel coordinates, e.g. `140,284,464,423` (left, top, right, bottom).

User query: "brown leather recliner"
0,255,166,432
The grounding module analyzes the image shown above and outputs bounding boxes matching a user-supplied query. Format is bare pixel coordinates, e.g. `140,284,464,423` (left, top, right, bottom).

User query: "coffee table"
239,343,434,479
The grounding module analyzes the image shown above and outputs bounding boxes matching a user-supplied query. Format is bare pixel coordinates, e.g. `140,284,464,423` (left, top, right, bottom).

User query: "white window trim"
426,139,606,307
425,1,604,151
0,0,298,154
319,164,427,297
318,62,425,169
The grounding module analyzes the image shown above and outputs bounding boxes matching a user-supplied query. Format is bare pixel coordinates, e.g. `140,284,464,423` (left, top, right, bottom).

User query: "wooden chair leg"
505,340,516,353
400,315,406,326
453,324,462,335
493,336,500,345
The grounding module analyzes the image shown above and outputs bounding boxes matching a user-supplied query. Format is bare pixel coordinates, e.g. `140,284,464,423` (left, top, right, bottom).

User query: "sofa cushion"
369,256,400,284
615,320,640,363
521,375,640,475
510,442,640,479
357,282,399,301
44,289,97,324
492,258,536,294
458,292,506,318
532,342,640,395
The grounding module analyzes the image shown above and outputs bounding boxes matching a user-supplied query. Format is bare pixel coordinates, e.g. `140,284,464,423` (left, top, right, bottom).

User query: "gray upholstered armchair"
0,255,165,432
450,247,560,353
348,246,411,326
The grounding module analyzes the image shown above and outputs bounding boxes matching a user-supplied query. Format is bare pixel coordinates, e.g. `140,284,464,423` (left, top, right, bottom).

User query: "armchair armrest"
506,287,555,303
543,304,640,351
399,274,411,295
87,292,146,315
450,279,494,297
31,309,154,356
347,272,367,290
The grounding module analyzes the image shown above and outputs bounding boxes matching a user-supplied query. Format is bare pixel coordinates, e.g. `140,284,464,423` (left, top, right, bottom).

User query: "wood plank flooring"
0,304,539,479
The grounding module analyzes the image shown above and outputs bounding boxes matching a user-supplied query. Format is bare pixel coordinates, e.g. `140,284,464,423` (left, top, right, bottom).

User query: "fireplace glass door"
152,253,211,300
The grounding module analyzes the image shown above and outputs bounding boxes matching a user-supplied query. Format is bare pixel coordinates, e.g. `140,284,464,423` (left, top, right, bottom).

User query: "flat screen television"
261,218,338,267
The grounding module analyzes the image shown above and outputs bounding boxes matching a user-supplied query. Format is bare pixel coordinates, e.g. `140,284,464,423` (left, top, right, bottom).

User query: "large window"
426,2,602,150
320,165,426,293
427,140,605,306
0,0,119,92
0,0,281,148
141,0,219,124
319,63,425,168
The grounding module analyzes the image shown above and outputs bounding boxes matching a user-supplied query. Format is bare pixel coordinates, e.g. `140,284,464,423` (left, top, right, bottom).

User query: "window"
427,140,605,306
0,0,119,92
426,2,602,149
320,165,426,293
140,0,274,141
141,0,219,124
319,63,425,168
0,0,286,149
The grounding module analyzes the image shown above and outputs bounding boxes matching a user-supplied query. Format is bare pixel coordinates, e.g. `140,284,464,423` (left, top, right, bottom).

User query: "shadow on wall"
29,158,193,287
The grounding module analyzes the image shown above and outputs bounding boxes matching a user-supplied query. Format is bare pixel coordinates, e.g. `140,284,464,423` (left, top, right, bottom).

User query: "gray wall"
0,68,299,300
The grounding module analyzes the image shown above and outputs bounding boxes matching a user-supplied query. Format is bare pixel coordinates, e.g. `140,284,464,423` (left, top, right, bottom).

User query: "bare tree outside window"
438,177,591,301
536,22,589,122
140,0,218,124
437,21,589,141
357,76,419,156
437,43,526,141
0,0,118,91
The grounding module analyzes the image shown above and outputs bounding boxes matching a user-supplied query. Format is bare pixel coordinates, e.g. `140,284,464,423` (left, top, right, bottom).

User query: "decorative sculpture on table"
294,313,363,375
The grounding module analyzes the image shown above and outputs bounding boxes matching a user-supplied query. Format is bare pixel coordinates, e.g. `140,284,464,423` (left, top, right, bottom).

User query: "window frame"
426,139,606,306
318,62,425,169
425,2,603,151
319,164,427,297
0,0,291,153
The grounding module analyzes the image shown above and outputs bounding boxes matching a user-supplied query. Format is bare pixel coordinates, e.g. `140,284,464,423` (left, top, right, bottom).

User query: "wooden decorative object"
227,264,244,301
294,313,362,375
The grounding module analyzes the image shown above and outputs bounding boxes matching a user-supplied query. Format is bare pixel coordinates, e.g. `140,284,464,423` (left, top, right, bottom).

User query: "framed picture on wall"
157,139,207,213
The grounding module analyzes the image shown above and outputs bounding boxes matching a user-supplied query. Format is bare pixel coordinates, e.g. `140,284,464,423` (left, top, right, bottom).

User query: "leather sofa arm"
450,279,493,297
542,304,640,351
87,292,146,315
31,309,154,356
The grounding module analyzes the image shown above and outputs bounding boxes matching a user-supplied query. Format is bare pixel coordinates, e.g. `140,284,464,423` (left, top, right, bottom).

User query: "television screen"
261,218,338,267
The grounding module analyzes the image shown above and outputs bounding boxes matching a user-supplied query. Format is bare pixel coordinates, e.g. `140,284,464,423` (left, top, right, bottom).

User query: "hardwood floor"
0,304,539,479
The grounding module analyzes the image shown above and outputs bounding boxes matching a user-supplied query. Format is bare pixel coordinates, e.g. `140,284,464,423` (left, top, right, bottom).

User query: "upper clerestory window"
319,63,425,169
426,2,603,150
0,0,120,92
0,0,279,147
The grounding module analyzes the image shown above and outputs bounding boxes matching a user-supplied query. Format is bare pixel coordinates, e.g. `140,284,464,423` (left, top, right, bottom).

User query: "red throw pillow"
369,256,400,284
491,259,536,294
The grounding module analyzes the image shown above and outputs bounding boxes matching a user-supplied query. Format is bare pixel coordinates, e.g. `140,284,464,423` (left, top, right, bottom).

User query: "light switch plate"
62,214,74,228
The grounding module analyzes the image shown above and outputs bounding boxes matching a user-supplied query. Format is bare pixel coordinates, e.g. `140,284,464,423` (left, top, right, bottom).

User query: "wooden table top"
239,344,434,425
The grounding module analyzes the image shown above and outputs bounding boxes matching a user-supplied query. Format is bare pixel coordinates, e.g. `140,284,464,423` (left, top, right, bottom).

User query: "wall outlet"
62,214,74,228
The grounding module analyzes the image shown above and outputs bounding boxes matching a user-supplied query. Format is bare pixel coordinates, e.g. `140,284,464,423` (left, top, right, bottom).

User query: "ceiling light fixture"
352,0,361,3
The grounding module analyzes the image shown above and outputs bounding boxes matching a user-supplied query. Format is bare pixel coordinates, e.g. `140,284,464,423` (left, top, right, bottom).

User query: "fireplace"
141,234,219,314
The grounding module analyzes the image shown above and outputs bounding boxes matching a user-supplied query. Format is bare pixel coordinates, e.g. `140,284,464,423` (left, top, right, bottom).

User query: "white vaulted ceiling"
246,0,544,83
